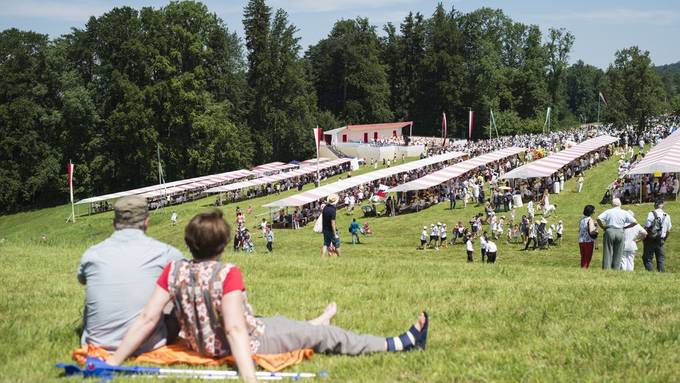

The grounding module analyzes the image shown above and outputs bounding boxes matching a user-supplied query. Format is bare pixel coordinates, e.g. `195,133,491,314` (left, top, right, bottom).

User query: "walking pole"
314,126,322,187
57,357,326,381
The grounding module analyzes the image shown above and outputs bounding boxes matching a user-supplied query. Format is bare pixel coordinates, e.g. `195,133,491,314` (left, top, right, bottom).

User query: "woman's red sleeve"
223,267,245,294
156,262,172,291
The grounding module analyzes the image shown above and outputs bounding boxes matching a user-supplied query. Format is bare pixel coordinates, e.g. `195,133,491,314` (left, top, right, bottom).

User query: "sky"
1,0,679,69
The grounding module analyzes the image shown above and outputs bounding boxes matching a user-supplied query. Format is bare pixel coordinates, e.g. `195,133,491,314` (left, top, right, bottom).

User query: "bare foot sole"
308,302,338,326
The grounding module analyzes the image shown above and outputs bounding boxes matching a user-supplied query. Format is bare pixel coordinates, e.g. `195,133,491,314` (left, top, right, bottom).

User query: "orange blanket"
72,341,313,372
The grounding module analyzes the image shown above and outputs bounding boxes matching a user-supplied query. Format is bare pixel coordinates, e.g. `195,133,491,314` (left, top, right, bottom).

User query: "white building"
319,121,424,163
323,122,413,145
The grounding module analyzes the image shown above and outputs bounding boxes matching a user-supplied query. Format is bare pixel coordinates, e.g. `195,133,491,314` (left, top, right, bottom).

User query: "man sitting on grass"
77,196,185,353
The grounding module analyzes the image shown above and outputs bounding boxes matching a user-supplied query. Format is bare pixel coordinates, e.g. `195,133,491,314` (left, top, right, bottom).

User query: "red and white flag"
442,112,447,146
313,126,323,154
67,160,74,203
468,110,474,140
598,91,608,106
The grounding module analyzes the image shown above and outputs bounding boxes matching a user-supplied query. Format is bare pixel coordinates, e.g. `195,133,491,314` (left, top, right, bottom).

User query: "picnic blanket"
72,341,313,372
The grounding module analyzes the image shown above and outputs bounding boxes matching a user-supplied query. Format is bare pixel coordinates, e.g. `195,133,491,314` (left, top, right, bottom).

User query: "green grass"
1,155,680,382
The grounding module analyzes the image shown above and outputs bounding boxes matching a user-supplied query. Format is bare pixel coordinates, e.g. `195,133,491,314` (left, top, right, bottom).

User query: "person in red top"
108,210,429,382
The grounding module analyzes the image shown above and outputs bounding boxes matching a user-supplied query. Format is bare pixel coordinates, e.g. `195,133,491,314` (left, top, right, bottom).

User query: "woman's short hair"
583,204,595,217
185,210,231,260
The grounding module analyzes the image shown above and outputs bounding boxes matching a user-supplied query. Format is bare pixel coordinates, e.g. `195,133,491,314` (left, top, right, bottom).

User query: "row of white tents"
262,135,622,209
77,129,679,211
76,159,344,206
263,151,468,208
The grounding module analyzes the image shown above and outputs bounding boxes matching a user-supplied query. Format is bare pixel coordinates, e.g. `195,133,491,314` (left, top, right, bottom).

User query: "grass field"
1,154,679,382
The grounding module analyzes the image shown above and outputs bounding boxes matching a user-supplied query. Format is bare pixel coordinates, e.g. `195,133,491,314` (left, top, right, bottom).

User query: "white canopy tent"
251,162,298,175
204,158,351,194
263,151,467,208
500,135,618,180
75,169,254,205
628,129,680,175
390,147,525,192
299,157,331,166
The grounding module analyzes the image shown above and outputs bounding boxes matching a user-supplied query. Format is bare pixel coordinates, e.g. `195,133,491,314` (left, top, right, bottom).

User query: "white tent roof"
251,162,298,174
390,147,526,192
205,158,351,194
299,157,330,165
500,135,618,180
628,129,680,175
76,169,254,205
263,151,467,208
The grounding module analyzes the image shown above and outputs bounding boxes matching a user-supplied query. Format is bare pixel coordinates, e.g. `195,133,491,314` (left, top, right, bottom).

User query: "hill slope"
1,154,679,382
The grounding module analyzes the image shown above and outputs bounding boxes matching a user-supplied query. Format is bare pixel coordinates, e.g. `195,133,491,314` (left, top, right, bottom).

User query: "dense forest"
0,0,677,213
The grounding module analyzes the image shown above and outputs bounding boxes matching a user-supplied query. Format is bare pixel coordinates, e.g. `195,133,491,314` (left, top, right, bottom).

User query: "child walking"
265,226,274,252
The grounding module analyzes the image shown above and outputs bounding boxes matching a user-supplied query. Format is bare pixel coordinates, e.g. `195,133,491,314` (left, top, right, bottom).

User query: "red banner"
313,127,323,154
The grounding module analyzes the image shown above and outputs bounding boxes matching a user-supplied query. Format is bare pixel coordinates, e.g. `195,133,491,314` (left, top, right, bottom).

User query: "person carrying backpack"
643,200,672,272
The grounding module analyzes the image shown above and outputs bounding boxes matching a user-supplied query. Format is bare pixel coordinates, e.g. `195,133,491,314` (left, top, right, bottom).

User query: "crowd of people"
604,117,679,204
220,162,351,204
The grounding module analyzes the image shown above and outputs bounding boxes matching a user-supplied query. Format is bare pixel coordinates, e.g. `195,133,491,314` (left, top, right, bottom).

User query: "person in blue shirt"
349,218,361,244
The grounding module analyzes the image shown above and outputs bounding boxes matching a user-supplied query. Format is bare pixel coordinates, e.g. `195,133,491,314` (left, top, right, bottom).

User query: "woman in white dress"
621,210,647,271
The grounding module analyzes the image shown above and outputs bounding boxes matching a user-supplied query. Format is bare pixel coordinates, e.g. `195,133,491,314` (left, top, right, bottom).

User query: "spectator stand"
388,147,526,214
499,135,618,201
619,128,680,203
79,169,254,215
262,150,468,225
204,158,352,206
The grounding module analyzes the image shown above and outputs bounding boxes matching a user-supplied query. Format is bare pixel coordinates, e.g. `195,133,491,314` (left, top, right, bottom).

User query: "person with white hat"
419,225,427,249
440,224,448,249
622,210,647,271
321,194,341,257
597,198,638,270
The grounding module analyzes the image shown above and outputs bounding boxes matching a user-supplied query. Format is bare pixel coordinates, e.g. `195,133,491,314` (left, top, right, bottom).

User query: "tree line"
0,0,674,213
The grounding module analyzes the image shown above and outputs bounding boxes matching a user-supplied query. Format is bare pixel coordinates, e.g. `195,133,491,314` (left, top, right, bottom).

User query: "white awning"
500,135,618,180
390,147,525,192
628,129,680,175
263,151,467,208
204,158,351,194
76,169,254,205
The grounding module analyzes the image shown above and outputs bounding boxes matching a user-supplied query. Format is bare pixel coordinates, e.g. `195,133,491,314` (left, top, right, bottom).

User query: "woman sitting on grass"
107,210,428,383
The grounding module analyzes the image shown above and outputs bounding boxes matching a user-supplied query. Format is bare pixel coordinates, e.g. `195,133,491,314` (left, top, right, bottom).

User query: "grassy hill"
1,154,679,382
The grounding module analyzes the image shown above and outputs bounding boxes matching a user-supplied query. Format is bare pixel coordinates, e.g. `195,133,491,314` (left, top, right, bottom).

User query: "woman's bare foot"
308,302,337,326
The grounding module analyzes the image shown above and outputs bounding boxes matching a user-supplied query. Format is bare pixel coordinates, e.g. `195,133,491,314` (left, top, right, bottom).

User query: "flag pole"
315,126,321,187
489,109,492,140
597,95,601,125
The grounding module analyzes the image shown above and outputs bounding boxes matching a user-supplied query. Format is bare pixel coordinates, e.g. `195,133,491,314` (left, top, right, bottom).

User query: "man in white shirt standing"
485,239,498,263
643,200,672,272
597,198,638,270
